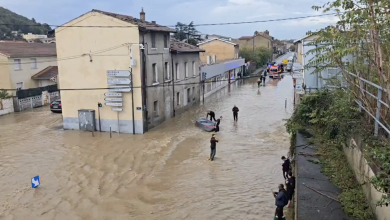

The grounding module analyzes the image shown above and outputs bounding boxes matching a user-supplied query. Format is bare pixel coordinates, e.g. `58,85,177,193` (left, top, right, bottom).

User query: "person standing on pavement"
286,171,296,208
215,116,222,132
273,184,288,220
209,134,219,161
206,110,217,122
281,156,291,179
232,105,239,121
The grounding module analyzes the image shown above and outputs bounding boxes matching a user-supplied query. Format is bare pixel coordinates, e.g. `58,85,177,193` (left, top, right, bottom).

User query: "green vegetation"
0,90,11,100
286,90,374,220
174,22,201,46
0,7,51,40
239,47,272,67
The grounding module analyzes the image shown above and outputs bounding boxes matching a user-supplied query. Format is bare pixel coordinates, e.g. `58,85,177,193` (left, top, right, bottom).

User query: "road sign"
293,73,303,79
108,86,131,92
104,93,122,97
296,78,304,85
105,102,123,107
282,59,288,65
107,70,131,77
31,176,40,188
104,97,123,102
107,78,131,85
112,108,123,112
296,85,303,90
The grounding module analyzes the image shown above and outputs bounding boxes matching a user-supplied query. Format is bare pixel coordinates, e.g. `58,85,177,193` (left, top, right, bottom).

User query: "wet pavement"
0,73,294,220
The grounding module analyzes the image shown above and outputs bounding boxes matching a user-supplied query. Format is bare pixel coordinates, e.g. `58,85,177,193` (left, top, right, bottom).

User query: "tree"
289,45,295,52
174,21,201,46
306,0,390,207
239,47,272,67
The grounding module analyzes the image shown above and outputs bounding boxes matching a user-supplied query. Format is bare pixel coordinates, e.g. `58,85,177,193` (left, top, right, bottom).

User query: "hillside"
0,7,51,40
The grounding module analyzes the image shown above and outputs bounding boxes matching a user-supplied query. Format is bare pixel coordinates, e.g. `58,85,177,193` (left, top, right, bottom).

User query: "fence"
0,98,14,116
13,91,60,112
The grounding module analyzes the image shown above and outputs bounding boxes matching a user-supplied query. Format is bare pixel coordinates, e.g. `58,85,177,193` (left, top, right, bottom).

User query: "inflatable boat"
195,118,216,132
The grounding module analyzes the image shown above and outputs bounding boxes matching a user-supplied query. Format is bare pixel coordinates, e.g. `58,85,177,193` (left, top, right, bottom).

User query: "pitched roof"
0,43,56,58
92,9,176,33
238,33,273,41
170,40,205,53
238,36,253,40
197,38,237,46
31,66,58,80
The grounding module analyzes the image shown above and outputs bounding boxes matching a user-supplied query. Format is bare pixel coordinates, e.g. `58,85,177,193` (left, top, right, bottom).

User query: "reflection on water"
0,76,294,220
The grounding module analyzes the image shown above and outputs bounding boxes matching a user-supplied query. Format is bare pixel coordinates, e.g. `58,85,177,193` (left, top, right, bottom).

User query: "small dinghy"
195,118,216,132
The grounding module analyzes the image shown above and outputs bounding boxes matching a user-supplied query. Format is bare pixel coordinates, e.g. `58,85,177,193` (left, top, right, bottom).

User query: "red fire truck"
269,63,282,78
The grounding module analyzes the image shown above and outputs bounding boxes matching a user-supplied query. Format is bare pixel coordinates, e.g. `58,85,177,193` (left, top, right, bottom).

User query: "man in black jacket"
281,156,291,179
215,116,222,132
207,110,216,122
232,105,239,121
209,134,219,161
286,172,296,208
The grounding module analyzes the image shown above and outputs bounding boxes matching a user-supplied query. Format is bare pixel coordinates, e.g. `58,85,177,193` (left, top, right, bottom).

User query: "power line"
2,74,276,91
0,13,339,28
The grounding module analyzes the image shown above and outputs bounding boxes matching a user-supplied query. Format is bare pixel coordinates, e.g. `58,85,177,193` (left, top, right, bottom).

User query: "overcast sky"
0,0,339,40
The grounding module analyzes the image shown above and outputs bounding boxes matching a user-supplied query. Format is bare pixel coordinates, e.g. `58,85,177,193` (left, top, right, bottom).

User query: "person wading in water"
232,105,239,122
207,110,217,122
209,134,219,161
257,77,262,88
215,116,222,132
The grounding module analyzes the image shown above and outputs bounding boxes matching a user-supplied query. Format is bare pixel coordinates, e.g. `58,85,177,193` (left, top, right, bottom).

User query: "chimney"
140,8,145,21
264,30,269,35
151,21,156,24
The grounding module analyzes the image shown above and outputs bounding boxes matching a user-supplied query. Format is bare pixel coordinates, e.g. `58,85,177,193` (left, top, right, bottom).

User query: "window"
151,32,156,48
153,101,159,117
192,87,195,101
185,62,188,78
165,62,170,80
14,59,21,70
164,35,168,48
176,92,180,106
16,82,23,90
187,88,191,104
30,58,37,69
152,63,158,83
175,63,179,80
192,61,196,76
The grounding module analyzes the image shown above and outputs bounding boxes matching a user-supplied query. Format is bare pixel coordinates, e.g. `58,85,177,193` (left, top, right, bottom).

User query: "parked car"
286,63,293,72
50,99,62,113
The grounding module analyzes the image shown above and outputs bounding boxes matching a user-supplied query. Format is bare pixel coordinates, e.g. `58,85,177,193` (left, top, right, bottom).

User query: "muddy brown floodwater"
0,76,294,220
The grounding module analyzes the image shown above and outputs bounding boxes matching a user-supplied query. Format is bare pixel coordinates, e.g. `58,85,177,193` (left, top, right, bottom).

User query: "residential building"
197,39,239,65
27,38,56,44
31,66,58,87
207,34,232,41
294,34,350,91
55,9,203,134
22,33,48,40
0,43,57,95
236,30,273,50
168,40,204,118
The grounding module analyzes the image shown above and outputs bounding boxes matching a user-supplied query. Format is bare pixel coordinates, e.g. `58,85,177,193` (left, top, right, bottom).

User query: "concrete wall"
198,40,238,64
345,136,390,220
56,11,144,134
7,56,57,95
0,98,14,116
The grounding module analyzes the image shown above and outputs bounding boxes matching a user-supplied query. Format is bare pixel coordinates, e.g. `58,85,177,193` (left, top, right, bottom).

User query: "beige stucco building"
236,30,273,50
55,9,203,134
0,43,57,95
197,39,239,64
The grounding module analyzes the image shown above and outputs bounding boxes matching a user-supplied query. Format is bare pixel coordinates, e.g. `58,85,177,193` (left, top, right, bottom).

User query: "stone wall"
0,98,14,116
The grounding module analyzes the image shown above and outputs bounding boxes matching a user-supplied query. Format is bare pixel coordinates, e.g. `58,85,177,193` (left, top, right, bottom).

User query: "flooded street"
0,75,294,220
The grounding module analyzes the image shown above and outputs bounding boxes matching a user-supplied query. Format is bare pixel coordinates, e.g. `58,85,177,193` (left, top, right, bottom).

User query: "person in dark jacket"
286,172,296,208
257,77,262,87
262,70,266,85
207,110,216,121
232,105,239,121
281,156,291,179
214,116,222,132
209,134,219,161
273,184,288,220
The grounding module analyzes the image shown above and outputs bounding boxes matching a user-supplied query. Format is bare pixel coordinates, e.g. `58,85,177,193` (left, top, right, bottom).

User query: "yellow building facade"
55,11,144,133
198,39,239,64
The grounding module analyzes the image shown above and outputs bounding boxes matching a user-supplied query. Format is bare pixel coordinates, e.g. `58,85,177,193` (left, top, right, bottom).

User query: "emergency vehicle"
269,63,282,78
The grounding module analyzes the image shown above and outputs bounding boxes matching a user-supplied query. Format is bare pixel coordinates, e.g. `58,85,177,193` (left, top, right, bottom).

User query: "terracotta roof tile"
92,9,176,33
0,43,56,58
31,66,58,80
170,40,205,53
238,36,253,40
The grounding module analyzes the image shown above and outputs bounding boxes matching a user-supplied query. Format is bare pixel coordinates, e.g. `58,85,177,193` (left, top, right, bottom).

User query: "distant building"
27,38,56,44
0,43,57,95
55,9,204,134
236,30,273,50
197,39,239,64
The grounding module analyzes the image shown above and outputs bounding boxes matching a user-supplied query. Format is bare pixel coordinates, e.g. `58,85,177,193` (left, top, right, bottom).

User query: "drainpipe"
171,52,176,117
141,34,148,132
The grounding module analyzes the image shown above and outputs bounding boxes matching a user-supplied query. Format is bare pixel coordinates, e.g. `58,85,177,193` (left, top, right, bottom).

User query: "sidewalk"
295,133,353,220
